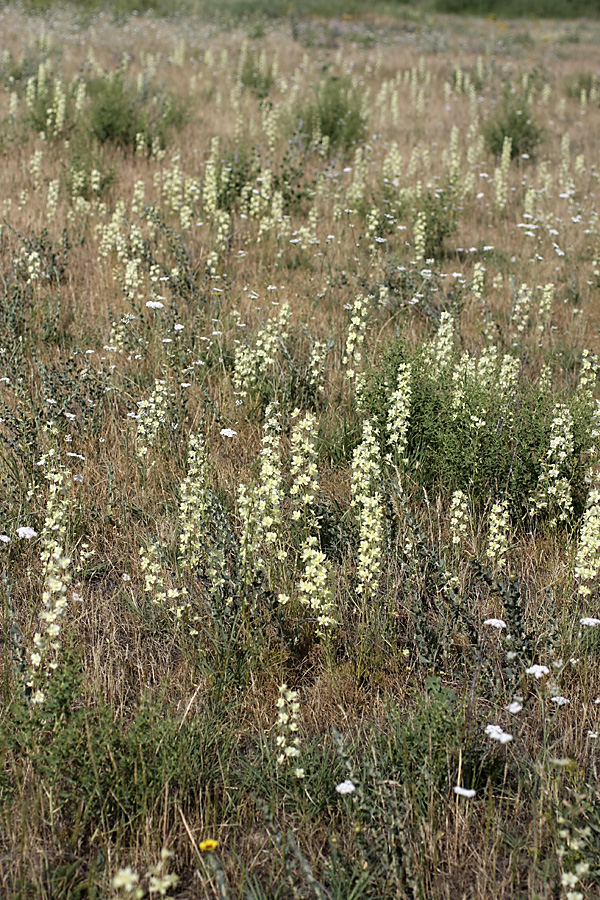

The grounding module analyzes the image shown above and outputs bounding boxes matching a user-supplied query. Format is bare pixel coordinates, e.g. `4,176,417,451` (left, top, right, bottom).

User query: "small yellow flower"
199,839,218,852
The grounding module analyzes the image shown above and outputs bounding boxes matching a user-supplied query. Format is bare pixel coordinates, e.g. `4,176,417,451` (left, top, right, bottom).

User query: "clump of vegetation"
3,8,600,900
86,74,188,151
296,75,367,154
239,49,274,99
482,91,543,159
565,71,600,98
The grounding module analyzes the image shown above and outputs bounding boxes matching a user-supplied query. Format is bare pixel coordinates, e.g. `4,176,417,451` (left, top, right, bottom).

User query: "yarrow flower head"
483,618,507,630
485,724,513,744
336,780,356,795
526,664,550,679
453,785,476,798
112,867,139,893
17,526,38,539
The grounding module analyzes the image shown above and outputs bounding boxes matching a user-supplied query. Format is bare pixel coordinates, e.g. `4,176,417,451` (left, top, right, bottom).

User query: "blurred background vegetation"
3,0,600,22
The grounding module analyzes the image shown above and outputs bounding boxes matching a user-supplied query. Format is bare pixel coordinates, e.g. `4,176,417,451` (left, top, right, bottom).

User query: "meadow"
1,3,600,898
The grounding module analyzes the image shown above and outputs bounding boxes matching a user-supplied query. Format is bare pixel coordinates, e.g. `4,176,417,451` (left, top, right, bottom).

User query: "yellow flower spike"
199,839,218,852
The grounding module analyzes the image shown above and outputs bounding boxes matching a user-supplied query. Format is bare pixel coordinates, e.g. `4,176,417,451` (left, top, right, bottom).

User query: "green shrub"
296,76,367,155
86,74,145,148
361,335,594,521
565,72,600,98
482,91,543,160
239,50,274,99
86,74,188,151
1,658,236,845
218,145,261,212
414,181,459,259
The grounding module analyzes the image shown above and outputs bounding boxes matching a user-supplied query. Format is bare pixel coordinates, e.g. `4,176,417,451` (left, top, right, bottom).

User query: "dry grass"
1,5,600,899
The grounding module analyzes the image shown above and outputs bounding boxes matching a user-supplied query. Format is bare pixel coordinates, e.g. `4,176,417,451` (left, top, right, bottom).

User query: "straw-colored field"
1,6,600,898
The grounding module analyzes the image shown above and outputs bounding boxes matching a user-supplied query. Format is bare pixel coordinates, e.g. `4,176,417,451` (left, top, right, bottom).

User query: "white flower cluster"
343,294,370,382
239,403,285,579
289,411,319,524
298,535,336,635
433,311,455,368
575,484,600,596
135,379,173,461
413,209,427,262
530,403,574,526
471,262,486,304
202,135,220,218
494,135,512,209
486,499,510,570
449,489,469,546
352,420,384,602
511,283,532,338
537,282,554,335
307,338,330,397
112,848,179,900
178,431,209,572
386,362,412,465
233,303,291,397
27,466,73,705
557,810,592,900
275,684,304,778
139,541,190,621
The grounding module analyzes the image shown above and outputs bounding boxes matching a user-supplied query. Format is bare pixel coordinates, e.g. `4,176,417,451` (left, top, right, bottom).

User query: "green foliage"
239,51,274,99
565,71,600,98
63,139,115,200
0,659,236,844
86,74,188,151
413,180,460,259
218,145,260,212
361,336,595,521
86,74,144,148
296,76,367,156
382,679,464,809
482,91,543,160
435,0,600,16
